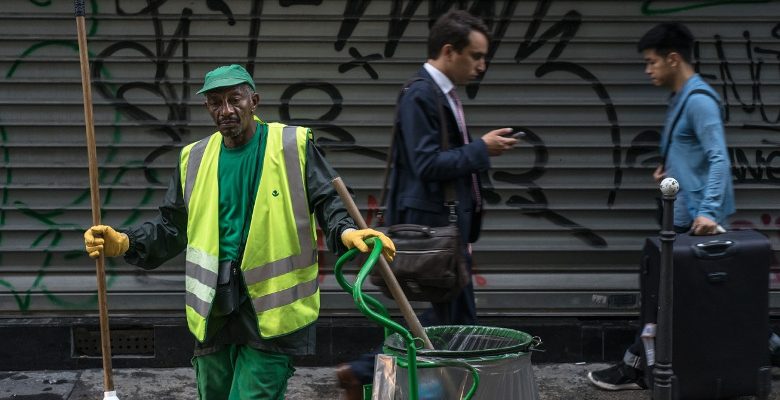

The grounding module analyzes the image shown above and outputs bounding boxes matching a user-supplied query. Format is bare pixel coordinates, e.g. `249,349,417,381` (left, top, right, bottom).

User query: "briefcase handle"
691,239,735,259
386,224,434,237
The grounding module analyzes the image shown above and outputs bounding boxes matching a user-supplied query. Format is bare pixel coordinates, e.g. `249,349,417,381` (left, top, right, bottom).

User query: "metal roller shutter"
1,0,778,320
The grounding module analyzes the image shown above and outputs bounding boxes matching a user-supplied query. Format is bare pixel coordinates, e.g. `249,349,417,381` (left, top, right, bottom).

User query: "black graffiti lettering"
535,62,622,207
465,0,519,98
513,0,581,63
331,0,617,246
625,130,661,168
117,0,236,25
695,25,780,124
766,149,780,181
479,127,543,205
280,82,343,121
206,0,236,25
245,1,264,76
335,0,373,52
279,82,385,160
491,129,607,247
764,138,780,146
729,147,780,184
280,0,323,5
694,41,718,81
753,45,780,123
448,0,612,246
640,0,772,15
506,1,623,207
336,0,514,73
143,145,178,183
338,47,382,79
712,33,759,119
384,0,424,58
731,148,760,182
92,8,193,184
505,189,607,248
492,129,547,185
112,81,185,140
334,1,519,100
87,1,623,249
751,24,780,124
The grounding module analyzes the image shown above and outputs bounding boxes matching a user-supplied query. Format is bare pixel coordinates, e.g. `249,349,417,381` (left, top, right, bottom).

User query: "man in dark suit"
385,9,517,325
337,10,518,399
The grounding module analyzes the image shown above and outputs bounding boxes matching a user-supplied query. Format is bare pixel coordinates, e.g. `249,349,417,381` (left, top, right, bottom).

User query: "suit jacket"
385,67,490,244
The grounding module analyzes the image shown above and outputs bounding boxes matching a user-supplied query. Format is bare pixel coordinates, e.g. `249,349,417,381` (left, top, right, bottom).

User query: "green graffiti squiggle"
0,279,34,311
0,0,124,312
6,41,78,79
641,0,771,15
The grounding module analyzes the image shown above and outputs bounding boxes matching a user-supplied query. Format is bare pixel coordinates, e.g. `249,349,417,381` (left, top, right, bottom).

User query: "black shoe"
587,362,647,391
336,364,364,400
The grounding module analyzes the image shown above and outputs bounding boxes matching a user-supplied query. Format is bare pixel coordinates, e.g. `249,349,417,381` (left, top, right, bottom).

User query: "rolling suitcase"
640,229,772,400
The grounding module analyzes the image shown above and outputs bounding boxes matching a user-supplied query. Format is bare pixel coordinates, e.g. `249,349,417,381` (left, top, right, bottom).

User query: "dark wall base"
4,316,776,370
304,316,642,367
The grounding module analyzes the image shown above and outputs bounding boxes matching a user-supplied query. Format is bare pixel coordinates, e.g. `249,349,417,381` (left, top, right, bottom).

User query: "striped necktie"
448,89,482,212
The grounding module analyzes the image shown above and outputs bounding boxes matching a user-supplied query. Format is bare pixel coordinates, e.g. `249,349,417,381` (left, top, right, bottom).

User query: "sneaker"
587,362,647,391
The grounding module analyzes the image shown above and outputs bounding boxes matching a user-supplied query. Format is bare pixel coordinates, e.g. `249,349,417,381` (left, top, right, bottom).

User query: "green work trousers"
192,345,295,400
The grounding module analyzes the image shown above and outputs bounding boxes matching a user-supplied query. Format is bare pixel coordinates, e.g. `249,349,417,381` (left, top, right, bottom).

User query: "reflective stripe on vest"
180,132,222,341
180,121,319,341
243,125,319,338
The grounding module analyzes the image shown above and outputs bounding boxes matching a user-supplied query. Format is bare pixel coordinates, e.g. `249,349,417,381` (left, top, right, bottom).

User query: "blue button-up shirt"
660,74,735,227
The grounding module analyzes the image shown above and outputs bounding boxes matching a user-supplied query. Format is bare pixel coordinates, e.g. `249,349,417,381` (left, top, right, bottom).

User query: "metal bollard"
654,177,679,400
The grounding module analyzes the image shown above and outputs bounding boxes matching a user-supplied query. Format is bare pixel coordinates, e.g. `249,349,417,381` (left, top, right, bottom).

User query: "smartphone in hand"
507,131,525,139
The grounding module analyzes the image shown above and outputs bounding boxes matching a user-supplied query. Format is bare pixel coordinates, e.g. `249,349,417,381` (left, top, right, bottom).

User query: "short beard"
220,127,242,139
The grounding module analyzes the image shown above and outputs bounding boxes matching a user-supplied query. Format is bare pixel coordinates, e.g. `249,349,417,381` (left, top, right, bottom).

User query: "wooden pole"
331,177,434,350
75,1,116,397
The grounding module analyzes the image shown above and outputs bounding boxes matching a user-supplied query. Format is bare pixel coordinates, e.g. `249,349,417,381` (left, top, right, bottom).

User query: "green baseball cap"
197,64,256,94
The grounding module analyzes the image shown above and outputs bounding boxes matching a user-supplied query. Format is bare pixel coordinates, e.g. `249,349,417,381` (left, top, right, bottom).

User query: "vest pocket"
212,260,240,317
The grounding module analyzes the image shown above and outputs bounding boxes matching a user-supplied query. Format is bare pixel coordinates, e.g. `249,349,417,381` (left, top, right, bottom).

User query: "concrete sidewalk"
2,363,778,399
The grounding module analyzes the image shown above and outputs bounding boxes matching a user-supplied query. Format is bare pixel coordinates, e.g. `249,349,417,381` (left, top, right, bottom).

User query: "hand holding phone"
509,131,526,139
484,128,521,155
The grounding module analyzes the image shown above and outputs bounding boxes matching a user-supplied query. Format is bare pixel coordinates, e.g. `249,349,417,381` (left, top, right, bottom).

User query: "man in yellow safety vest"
83,64,395,399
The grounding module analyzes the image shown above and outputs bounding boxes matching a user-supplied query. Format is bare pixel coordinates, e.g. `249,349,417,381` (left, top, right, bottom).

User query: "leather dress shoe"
336,363,364,400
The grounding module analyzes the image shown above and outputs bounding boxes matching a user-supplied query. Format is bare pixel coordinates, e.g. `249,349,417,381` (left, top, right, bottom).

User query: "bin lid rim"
384,325,537,358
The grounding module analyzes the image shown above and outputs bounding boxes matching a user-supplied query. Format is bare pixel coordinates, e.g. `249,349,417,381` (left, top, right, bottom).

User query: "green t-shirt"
218,122,267,262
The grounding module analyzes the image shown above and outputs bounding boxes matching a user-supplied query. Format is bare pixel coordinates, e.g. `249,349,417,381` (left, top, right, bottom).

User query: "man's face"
642,49,674,88
204,85,259,139
447,31,488,85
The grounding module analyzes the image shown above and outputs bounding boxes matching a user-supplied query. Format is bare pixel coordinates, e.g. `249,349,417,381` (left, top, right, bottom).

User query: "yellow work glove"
341,228,396,262
84,225,129,259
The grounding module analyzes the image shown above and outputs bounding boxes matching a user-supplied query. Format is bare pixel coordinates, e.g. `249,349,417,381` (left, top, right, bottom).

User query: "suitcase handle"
692,240,735,258
706,272,729,283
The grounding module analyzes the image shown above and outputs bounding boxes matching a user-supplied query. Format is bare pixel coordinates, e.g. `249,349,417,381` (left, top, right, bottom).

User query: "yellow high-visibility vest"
179,119,319,341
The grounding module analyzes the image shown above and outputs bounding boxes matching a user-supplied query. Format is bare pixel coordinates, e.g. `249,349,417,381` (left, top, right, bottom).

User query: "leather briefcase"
370,223,469,303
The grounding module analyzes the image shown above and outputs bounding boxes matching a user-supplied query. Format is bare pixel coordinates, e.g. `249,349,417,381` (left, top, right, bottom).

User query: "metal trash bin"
373,325,540,399
333,238,541,400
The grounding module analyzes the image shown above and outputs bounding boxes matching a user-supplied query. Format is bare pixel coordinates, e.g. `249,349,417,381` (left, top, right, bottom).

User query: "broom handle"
75,0,115,392
331,178,433,350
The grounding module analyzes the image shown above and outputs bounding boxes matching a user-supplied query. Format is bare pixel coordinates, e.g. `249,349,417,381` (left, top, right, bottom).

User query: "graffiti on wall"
1,0,779,310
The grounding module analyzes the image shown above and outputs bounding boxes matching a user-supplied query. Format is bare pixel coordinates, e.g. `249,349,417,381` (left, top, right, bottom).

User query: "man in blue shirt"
648,30,734,235
588,21,738,391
